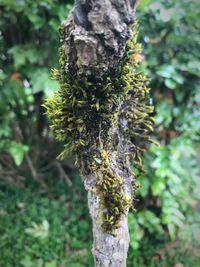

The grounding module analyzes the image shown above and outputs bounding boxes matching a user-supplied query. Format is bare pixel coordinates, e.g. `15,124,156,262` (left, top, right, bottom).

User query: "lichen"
44,23,154,233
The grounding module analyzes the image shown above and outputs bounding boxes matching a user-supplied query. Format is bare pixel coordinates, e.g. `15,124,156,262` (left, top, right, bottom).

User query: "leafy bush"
0,0,73,185
127,0,200,265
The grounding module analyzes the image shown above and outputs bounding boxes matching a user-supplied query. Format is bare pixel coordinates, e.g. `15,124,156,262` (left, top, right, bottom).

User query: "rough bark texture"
84,120,134,266
85,176,130,266
44,0,153,264
60,0,139,266
61,0,138,79
57,1,139,266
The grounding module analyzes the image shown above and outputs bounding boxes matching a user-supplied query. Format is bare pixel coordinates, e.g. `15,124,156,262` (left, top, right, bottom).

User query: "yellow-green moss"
94,150,132,233
44,23,154,233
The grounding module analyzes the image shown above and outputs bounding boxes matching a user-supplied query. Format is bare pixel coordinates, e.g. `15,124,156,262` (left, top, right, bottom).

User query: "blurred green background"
0,0,200,266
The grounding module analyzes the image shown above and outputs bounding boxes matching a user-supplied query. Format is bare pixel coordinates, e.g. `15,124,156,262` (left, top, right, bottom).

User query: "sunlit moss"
44,23,154,233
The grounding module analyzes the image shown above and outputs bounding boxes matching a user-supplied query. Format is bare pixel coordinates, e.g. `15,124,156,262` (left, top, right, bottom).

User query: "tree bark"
60,0,138,79
86,174,130,267
84,147,133,266
49,1,150,266
60,0,139,266
82,110,137,266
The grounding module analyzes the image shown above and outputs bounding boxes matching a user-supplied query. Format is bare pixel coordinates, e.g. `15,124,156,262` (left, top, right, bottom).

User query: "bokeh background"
0,0,200,266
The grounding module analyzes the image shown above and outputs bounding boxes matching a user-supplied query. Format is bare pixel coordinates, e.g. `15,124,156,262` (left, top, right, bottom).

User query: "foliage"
127,0,200,264
0,0,73,184
0,178,199,267
0,177,93,267
0,0,200,266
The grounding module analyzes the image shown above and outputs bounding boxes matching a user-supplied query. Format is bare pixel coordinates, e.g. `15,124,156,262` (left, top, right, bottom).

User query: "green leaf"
172,73,184,84
138,177,149,197
20,256,33,267
25,220,50,239
28,13,44,29
5,142,29,166
155,102,173,127
30,68,59,95
165,79,176,89
187,60,200,77
8,46,26,68
128,214,144,250
33,259,43,267
0,70,7,80
156,65,175,78
160,8,174,22
138,0,150,10
44,260,57,267
8,45,44,68
168,223,176,240
151,177,165,196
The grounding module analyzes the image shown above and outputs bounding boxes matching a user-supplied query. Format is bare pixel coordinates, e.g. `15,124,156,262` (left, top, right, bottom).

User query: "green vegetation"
0,0,73,184
0,177,93,267
127,0,200,265
0,0,200,266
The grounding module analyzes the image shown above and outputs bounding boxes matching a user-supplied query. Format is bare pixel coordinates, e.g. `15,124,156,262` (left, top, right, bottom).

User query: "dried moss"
44,23,154,233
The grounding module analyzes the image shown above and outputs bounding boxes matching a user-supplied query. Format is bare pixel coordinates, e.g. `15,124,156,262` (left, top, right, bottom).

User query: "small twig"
25,154,39,181
55,161,72,187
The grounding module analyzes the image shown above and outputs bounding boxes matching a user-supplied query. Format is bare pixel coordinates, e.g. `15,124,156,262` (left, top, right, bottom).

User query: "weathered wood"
60,0,138,79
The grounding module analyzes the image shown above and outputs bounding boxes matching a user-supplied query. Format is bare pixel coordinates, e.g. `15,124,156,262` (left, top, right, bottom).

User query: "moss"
94,149,132,234
44,23,154,233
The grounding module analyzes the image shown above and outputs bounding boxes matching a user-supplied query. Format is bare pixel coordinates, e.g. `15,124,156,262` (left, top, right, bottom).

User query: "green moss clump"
44,23,154,233
94,150,132,233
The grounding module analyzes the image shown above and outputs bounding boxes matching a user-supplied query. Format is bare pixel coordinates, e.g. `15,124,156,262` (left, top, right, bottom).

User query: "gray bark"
83,112,136,266
61,0,138,79
85,175,130,267
84,139,133,266
61,0,139,266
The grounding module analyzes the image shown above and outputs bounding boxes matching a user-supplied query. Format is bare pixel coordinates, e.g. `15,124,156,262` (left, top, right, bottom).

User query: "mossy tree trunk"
45,0,154,266
84,147,133,266
62,1,138,265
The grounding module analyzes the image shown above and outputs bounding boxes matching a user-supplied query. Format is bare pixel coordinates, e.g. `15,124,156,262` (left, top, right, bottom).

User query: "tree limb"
44,0,154,266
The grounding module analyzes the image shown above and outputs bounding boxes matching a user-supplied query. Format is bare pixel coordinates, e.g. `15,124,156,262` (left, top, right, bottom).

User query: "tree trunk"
45,0,154,266
87,184,130,266
84,166,131,267
60,0,138,79
60,3,139,264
